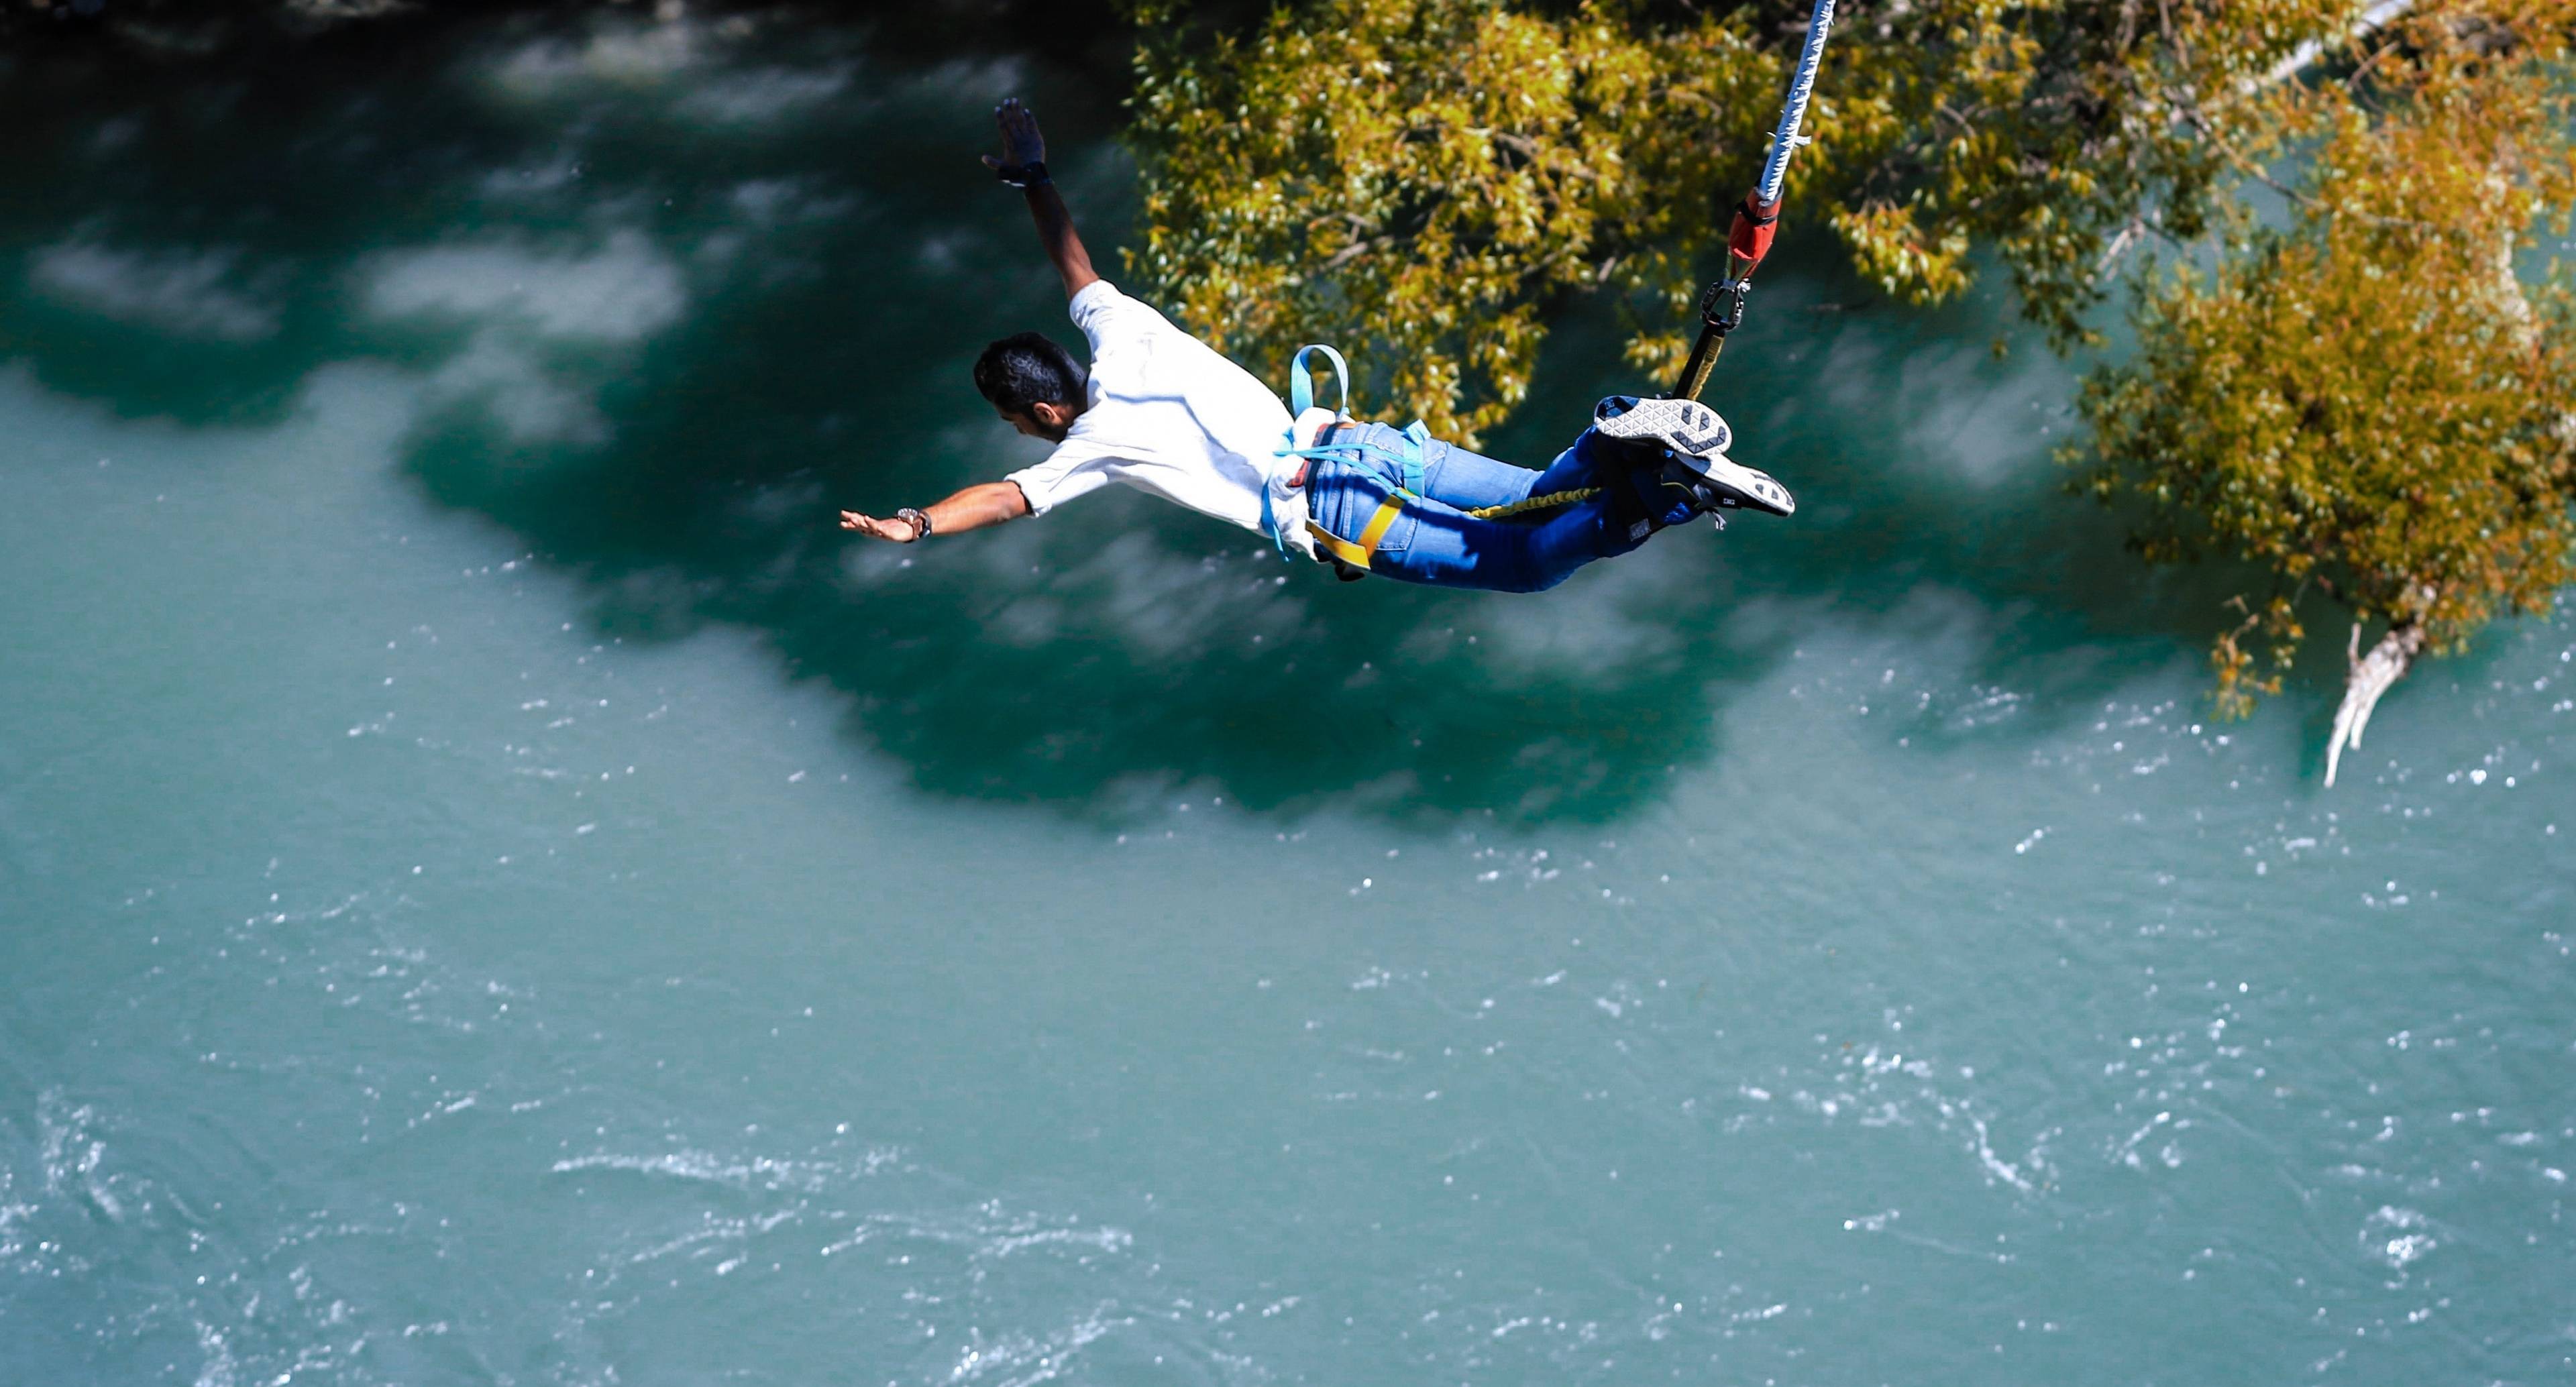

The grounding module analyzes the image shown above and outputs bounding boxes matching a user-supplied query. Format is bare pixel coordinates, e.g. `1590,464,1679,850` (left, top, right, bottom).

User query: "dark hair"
973,332,1087,415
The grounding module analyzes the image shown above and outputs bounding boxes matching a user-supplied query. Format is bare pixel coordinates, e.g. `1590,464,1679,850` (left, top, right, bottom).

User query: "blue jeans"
1300,423,1652,593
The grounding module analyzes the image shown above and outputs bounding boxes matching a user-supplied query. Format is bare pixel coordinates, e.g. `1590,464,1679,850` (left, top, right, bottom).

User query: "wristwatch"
993,160,1049,188
895,506,933,541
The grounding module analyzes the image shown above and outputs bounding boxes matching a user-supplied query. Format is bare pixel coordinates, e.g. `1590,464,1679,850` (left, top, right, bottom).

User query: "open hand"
979,97,1046,173
839,509,916,543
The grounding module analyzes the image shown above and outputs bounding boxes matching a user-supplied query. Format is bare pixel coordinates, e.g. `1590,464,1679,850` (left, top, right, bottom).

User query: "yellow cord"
1462,486,1601,521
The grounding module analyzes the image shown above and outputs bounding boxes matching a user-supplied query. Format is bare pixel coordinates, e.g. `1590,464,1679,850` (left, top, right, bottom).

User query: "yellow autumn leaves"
1127,0,2576,717
2078,1,2576,712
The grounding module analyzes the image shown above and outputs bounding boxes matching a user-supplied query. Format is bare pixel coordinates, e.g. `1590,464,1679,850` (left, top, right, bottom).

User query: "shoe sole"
1595,396,1794,517
1594,395,1733,457
1676,452,1796,517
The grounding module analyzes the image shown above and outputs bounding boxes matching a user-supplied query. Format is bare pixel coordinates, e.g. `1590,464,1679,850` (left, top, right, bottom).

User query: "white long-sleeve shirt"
1004,280,1316,559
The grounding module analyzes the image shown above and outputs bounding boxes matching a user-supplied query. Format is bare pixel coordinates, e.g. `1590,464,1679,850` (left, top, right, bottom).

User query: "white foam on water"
7,28,2573,1386
363,229,686,343
476,16,860,135
724,178,861,229
2364,1206,2439,1271
36,1092,116,1219
28,238,282,341
191,1321,239,1387
1468,535,1697,685
550,1145,899,1193
426,329,608,445
357,228,687,448
678,66,854,125
1813,325,2075,489
484,22,702,97
817,1203,1134,1265
943,1308,1128,1387
0,1162,34,1267
625,1207,808,1266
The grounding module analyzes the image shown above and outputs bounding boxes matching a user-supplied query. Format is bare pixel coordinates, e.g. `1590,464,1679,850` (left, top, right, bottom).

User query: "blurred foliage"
1128,0,2576,716
2075,1,2576,713
1126,0,1779,441
1123,0,2370,439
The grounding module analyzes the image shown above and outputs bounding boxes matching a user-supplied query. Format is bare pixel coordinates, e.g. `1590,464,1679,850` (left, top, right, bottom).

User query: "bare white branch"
2255,0,2416,90
2324,614,2428,787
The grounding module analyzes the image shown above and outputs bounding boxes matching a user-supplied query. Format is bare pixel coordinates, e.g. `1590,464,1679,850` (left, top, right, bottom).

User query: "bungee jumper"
839,1,1834,592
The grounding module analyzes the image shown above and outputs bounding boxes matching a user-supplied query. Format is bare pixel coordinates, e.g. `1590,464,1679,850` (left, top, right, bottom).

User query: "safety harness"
1267,345,1415,571
1266,344,1601,577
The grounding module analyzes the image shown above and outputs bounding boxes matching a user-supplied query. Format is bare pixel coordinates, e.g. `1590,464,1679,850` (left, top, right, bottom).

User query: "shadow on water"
2,8,2295,825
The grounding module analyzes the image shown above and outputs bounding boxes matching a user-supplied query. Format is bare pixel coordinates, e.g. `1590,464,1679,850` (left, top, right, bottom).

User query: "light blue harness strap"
1289,343,1350,419
1267,345,1444,567
1286,423,1423,500
1396,420,1432,495
1268,343,1363,556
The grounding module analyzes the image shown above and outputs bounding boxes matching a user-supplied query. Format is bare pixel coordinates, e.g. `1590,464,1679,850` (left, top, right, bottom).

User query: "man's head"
974,332,1087,442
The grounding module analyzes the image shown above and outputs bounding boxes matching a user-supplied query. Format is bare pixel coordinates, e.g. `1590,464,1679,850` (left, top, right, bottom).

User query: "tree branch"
2255,0,2416,90
2324,609,2428,787
2174,101,2443,235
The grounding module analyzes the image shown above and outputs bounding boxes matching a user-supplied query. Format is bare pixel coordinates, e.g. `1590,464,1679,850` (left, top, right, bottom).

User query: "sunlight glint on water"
1,13,2570,1386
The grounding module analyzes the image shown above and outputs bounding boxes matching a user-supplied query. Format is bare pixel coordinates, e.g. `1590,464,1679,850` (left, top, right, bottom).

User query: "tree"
2073,2,2576,781
1126,0,2576,775
1126,0,2390,433
1126,0,1780,441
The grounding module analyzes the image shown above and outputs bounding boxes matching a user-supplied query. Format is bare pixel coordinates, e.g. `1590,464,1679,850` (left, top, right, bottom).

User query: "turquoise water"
3,13,2571,1384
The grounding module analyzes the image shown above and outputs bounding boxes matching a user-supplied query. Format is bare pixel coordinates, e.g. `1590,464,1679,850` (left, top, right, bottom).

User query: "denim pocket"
1370,504,1418,555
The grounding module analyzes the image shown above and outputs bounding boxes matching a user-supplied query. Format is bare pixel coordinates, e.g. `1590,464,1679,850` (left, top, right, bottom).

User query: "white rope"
1756,0,1839,205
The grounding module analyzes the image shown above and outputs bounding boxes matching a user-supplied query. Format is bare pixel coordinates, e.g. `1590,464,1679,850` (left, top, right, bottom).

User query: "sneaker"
1663,450,1796,518
1593,394,1731,455
1591,395,1795,518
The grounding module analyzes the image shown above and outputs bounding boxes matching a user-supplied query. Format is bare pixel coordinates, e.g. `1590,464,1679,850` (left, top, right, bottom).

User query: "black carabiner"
1701,276,1752,335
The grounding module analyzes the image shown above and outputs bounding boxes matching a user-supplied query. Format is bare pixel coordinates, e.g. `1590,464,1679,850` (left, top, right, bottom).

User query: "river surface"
3,12,2571,1385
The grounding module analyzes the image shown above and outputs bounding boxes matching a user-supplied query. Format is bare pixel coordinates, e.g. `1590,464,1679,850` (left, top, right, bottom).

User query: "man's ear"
1030,400,1077,429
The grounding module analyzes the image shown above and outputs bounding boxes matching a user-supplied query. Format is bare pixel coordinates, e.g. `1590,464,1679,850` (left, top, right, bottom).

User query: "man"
838,99,1794,592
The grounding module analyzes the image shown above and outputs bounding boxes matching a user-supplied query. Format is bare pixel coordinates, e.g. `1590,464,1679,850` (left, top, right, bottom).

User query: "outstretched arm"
839,482,1031,544
982,97,1098,300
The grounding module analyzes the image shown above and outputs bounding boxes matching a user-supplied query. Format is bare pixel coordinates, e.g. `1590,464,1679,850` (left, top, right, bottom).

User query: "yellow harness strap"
1306,492,1408,571
1306,484,1603,571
